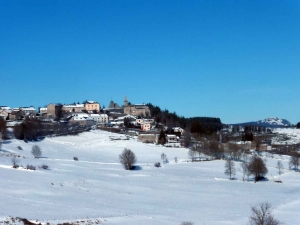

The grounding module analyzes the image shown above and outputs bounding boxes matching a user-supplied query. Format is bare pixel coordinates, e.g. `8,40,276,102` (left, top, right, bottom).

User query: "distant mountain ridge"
231,117,292,127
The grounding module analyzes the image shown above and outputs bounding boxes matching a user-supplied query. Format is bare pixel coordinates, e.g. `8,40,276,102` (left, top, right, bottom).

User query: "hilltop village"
1,96,299,154
0,96,185,144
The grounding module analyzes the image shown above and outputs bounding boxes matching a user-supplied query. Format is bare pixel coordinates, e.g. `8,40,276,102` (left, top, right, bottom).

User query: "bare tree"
208,141,223,159
11,157,20,168
188,149,196,162
289,152,300,171
248,156,268,182
240,162,249,181
119,148,136,170
249,202,283,225
180,222,194,225
31,145,42,158
181,131,191,148
161,153,168,164
224,159,236,179
193,141,204,160
0,117,7,140
276,161,284,176
226,143,241,160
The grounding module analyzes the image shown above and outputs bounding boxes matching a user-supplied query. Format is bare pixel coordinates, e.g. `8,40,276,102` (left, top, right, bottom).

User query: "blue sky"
1,0,299,124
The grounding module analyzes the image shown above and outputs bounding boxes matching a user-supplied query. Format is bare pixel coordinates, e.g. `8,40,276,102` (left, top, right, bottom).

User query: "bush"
119,148,136,170
249,202,283,225
248,156,268,182
39,164,49,170
73,157,78,161
26,165,36,170
180,222,194,225
11,157,20,169
17,146,23,150
154,162,161,167
31,145,42,158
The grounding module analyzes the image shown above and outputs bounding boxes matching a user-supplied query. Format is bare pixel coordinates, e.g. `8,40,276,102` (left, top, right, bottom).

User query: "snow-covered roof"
0,106,11,110
90,114,101,117
86,101,98,104
0,109,11,113
72,113,89,118
64,104,84,108
0,113,6,117
40,108,47,111
73,117,88,121
20,107,36,111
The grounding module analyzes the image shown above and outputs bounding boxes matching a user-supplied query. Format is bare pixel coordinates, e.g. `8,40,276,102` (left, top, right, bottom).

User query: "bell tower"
124,95,128,107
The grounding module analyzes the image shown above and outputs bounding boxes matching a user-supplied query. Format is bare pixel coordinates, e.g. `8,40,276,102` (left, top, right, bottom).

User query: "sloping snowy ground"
272,128,300,145
0,130,300,225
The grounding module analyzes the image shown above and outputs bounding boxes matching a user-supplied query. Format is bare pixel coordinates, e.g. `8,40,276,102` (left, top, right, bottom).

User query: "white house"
166,134,179,143
89,114,102,123
100,114,108,124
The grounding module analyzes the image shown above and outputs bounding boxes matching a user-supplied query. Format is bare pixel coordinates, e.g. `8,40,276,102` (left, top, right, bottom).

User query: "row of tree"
146,103,223,134
225,156,268,182
13,117,92,141
188,140,251,162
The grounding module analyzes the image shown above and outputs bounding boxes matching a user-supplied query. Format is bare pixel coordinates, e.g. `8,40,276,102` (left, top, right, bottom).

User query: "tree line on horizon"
146,103,223,135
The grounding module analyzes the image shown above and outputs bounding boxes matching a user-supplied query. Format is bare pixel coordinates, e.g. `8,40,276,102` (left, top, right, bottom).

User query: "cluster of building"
0,96,190,145
0,97,156,131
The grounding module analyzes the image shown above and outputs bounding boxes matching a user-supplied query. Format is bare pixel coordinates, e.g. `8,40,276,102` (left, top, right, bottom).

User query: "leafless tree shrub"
188,149,196,162
119,148,136,170
73,157,78,161
26,164,36,170
154,162,161,167
227,143,242,161
276,161,284,176
248,156,268,182
31,145,42,158
39,164,49,170
17,146,23,150
224,158,236,179
240,162,249,181
180,222,194,225
208,141,223,159
289,152,300,171
0,117,8,140
161,153,168,164
249,202,284,225
11,157,20,168
181,131,192,148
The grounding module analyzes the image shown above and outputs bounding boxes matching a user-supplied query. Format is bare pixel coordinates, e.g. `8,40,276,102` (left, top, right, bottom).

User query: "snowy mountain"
232,117,292,127
257,117,292,127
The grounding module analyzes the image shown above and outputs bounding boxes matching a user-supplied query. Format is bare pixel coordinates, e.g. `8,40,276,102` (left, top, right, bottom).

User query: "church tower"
124,95,128,107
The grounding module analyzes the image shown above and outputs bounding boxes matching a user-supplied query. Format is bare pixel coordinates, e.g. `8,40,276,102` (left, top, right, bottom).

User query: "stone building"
47,103,63,118
20,107,36,117
123,96,151,117
62,104,85,113
84,101,100,113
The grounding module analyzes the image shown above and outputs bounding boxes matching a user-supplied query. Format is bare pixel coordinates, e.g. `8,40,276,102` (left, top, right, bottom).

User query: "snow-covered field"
1,130,300,225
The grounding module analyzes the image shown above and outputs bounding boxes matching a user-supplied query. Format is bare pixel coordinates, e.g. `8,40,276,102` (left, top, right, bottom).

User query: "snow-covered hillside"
0,130,300,225
232,117,292,127
258,117,292,127
272,128,300,145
